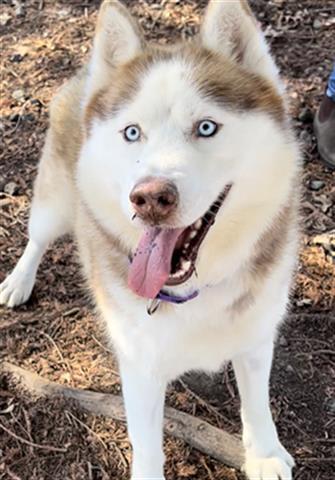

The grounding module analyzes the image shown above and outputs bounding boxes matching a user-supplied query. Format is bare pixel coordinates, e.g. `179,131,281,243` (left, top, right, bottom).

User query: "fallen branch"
1,362,244,470
0,420,67,453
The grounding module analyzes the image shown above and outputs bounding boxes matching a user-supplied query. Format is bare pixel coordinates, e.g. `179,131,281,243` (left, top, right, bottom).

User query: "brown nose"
130,177,179,223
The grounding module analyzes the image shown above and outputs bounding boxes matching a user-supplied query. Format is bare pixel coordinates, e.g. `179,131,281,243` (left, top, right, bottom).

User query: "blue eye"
197,119,218,138
124,125,141,142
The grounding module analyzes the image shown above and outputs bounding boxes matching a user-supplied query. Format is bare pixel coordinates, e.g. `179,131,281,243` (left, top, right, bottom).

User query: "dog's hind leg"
0,134,74,308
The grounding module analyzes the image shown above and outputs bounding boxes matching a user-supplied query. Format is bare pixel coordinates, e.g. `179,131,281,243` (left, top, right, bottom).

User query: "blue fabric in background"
326,64,335,100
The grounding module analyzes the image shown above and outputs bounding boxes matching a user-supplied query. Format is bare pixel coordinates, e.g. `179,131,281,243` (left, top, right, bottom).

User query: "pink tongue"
128,227,183,299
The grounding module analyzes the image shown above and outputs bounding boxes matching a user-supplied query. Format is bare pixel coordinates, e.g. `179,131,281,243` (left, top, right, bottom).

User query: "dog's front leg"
120,360,166,480
232,340,294,480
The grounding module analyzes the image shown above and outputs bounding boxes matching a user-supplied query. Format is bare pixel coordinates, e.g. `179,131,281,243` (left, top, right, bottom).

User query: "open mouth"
128,184,232,299
167,184,232,286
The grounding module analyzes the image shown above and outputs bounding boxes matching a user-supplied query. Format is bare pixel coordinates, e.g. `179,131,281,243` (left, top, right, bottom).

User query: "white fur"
1,2,299,479
76,55,298,478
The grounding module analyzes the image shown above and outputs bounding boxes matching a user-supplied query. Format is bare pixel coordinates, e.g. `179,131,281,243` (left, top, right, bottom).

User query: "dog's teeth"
195,220,202,229
189,231,197,239
182,260,191,271
172,268,187,279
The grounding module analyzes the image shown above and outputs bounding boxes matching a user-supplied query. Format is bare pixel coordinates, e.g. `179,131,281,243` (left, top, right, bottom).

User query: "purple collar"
147,288,199,315
157,289,199,304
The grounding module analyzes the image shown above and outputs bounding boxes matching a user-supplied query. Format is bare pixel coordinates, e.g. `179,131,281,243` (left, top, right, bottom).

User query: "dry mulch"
0,1,334,479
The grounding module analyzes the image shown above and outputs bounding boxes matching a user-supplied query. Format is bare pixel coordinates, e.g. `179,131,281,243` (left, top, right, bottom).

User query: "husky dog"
0,1,300,478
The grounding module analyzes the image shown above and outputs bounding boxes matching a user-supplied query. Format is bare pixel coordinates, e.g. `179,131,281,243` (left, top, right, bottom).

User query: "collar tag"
146,288,200,315
147,298,161,315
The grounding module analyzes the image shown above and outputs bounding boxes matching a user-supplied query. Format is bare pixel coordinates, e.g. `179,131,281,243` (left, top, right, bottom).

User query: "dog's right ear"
86,0,143,98
200,0,279,85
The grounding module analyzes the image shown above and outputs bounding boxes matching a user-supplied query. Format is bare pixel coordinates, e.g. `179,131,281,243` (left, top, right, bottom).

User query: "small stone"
313,19,322,29
279,335,288,347
12,89,25,102
0,176,6,191
31,98,43,112
0,13,11,26
309,180,325,191
13,1,25,17
9,113,20,123
299,130,312,147
10,53,24,63
286,364,294,373
58,8,71,17
4,181,19,196
62,57,71,67
325,398,335,415
310,232,335,256
21,113,35,122
315,194,332,214
15,7,24,17
298,107,314,124
296,298,312,307
31,98,42,107
299,130,309,141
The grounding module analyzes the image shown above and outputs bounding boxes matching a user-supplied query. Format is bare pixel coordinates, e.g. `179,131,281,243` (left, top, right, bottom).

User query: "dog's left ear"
87,0,143,98
201,0,279,84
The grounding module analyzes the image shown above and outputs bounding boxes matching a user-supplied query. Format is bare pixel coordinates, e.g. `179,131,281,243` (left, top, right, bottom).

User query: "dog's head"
78,0,297,299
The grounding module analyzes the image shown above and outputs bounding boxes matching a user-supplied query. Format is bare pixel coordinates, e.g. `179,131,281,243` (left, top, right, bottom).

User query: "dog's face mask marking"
86,58,235,220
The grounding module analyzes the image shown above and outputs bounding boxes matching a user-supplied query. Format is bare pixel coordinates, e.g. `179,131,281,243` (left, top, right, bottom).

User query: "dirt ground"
0,1,334,479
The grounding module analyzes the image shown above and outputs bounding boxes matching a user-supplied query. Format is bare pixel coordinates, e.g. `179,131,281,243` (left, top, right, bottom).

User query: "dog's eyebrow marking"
85,49,175,131
85,44,285,134
191,50,285,123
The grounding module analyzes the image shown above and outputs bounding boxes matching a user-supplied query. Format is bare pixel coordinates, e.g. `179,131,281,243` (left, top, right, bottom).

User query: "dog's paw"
243,445,294,480
0,270,34,308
